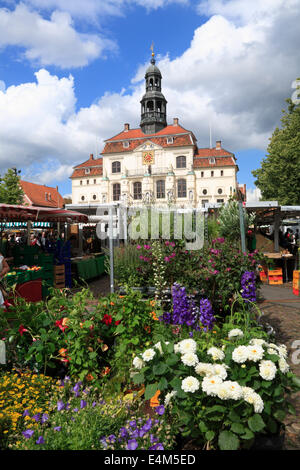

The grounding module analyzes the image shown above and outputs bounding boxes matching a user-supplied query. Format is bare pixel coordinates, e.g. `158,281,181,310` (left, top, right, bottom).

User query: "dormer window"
85,168,90,174
123,141,129,148
209,157,216,164
167,137,174,144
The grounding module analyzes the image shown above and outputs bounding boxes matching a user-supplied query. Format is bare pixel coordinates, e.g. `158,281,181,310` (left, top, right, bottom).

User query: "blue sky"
0,0,299,201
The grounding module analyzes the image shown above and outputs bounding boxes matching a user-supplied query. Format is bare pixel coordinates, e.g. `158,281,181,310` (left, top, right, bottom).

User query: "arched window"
81,196,85,201
156,180,165,199
177,179,187,198
112,183,120,201
133,181,142,200
112,161,121,173
176,156,186,168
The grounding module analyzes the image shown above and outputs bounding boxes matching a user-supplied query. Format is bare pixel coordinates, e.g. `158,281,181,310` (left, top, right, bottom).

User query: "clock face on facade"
142,151,154,165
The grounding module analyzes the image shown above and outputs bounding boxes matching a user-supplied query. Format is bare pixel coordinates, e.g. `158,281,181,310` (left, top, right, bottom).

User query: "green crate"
95,255,105,276
89,258,98,278
76,260,89,280
29,269,43,281
38,254,54,265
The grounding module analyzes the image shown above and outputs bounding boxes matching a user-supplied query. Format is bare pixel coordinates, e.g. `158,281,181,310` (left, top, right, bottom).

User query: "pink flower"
164,257,170,262
165,241,170,246
144,244,151,250
226,267,231,272
139,255,144,260
137,245,141,250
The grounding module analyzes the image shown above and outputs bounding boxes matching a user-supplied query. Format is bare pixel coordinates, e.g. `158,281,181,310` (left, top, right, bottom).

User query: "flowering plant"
131,328,300,450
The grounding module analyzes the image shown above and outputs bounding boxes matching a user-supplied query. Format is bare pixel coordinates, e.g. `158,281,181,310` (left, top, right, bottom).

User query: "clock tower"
140,50,167,134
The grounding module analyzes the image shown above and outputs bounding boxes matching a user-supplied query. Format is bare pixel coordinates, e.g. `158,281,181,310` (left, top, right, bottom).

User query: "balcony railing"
127,167,169,177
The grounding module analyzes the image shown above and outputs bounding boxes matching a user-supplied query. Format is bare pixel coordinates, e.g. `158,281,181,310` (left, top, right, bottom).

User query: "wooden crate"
54,265,65,274
268,268,283,276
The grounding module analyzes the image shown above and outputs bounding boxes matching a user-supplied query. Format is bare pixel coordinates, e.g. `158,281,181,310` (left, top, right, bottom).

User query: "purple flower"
129,420,136,428
155,405,165,416
36,436,45,445
22,429,34,439
23,409,30,417
199,298,216,331
156,443,164,450
120,427,128,439
32,413,40,422
73,408,79,412
80,400,87,409
54,426,61,432
41,413,49,424
57,400,65,411
127,439,138,450
108,434,116,443
150,434,158,444
241,271,256,302
92,401,97,407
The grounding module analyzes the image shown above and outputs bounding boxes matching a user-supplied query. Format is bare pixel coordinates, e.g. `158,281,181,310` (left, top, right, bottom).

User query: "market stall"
0,204,88,301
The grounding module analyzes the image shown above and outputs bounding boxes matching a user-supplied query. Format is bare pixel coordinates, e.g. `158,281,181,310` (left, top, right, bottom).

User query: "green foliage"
252,83,300,205
217,200,256,242
0,168,24,205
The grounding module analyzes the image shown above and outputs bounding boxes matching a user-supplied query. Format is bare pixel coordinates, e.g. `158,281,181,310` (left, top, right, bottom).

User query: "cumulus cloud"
0,3,116,68
246,187,262,203
0,0,299,185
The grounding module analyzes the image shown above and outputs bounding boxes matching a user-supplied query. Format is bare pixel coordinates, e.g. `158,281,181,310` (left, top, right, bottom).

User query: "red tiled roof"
102,133,195,154
71,154,103,179
105,124,193,142
70,167,103,179
193,156,236,168
195,147,234,158
20,181,64,208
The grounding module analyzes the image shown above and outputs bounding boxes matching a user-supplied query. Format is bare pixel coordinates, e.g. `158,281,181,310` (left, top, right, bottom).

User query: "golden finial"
150,41,155,57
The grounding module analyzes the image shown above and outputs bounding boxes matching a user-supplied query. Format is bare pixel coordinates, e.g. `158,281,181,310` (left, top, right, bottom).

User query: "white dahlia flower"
132,356,144,369
207,347,225,361
194,362,215,377
142,348,156,362
232,345,249,363
201,375,223,396
178,339,197,355
259,360,277,380
181,352,199,367
228,328,244,339
221,381,243,400
181,376,200,393
212,364,228,380
247,344,264,362
242,387,264,413
277,345,288,359
249,338,267,347
278,357,289,374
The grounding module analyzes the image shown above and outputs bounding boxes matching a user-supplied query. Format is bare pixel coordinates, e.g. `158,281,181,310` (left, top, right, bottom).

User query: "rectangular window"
217,199,224,203
201,199,209,207
133,182,142,200
113,183,120,201
201,171,204,177
156,180,165,199
220,170,224,176
211,171,214,177
177,179,187,198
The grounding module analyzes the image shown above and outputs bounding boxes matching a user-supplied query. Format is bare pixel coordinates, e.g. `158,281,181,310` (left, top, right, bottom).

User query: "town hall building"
70,51,245,209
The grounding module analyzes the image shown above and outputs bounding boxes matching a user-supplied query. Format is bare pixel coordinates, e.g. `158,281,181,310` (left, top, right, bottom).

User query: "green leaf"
228,409,241,423
231,422,246,434
205,405,226,415
166,354,179,366
153,363,168,376
273,409,286,422
248,414,265,433
144,383,159,400
132,373,144,385
218,431,240,450
240,428,255,440
158,377,168,390
292,376,300,389
205,430,215,441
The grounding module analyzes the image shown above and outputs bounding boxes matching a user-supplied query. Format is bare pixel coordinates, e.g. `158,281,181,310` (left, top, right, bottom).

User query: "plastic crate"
269,275,283,285
293,287,299,296
268,268,283,276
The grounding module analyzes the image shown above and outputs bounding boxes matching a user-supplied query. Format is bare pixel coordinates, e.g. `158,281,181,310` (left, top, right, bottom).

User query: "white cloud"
0,3,116,68
0,80,5,92
0,0,299,185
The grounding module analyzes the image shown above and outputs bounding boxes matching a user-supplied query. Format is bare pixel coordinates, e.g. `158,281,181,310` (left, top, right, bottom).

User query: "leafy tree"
218,200,256,242
0,168,24,205
252,80,300,205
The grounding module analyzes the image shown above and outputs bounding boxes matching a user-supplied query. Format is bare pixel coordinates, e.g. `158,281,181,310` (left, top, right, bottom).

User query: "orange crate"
293,278,300,289
259,272,268,282
293,288,299,296
268,269,283,276
269,275,283,285
293,270,300,280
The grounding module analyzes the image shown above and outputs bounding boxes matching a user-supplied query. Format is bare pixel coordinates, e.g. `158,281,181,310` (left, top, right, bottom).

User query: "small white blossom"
278,357,289,373
178,339,197,355
247,344,264,362
232,345,249,363
181,352,199,367
181,376,200,393
242,387,264,413
249,338,267,347
164,391,177,406
277,345,288,359
201,375,223,396
259,360,277,380
195,362,215,377
212,364,228,380
132,356,144,369
207,347,225,361
142,348,156,362
228,328,244,339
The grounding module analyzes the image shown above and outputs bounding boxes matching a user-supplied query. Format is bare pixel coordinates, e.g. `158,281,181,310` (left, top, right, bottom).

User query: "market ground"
86,276,300,450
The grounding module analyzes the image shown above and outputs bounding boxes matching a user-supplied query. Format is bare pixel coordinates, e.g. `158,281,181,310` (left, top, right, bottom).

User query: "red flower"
102,314,112,326
115,320,121,326
55,318,68,332
18,324,29,336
